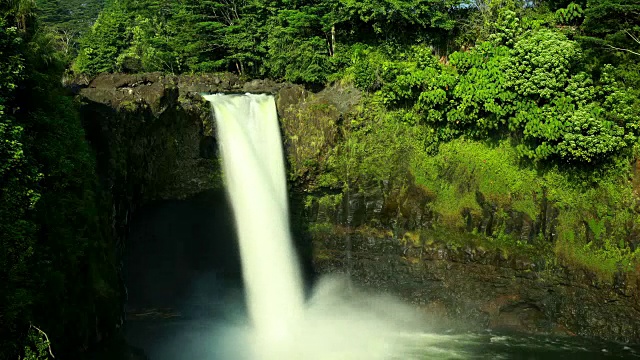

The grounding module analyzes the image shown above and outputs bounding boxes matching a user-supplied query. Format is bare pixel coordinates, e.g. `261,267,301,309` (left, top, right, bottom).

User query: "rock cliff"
75,73,640,344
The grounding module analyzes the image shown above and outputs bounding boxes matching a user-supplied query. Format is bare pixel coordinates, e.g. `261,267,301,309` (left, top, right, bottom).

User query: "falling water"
204,94,304,356
204,93,430,359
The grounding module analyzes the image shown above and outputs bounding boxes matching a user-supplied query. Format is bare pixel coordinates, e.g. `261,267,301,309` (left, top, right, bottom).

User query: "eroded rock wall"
75,74,311,315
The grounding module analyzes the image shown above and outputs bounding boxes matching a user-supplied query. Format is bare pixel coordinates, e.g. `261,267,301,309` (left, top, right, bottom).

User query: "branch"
30,324,55,359
606,44,640,57
626,30,640,46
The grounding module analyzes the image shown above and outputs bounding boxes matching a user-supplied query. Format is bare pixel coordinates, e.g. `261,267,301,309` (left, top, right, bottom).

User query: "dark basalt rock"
76,72,311,204
313,232,640,342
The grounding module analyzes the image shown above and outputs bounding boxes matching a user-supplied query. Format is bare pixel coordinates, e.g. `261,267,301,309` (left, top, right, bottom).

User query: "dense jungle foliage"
1,1,118,359
72,0,640,163
1,0,639,358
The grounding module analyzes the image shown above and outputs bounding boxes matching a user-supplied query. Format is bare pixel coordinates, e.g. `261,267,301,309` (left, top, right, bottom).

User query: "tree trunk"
331,25,336,57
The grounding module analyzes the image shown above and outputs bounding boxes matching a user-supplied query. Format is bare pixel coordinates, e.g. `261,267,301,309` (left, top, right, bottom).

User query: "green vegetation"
282,99,340,179
35,0,105,58
1,2,119,359
276,1,639,281
342,26,639,164
36,0,104,34
298,33,639,277
423,139,640,278
71,0,458,80
307,109,639,279
21,325,54,360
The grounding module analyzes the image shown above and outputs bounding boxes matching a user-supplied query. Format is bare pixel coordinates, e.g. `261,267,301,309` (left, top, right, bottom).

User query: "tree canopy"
72,0,462,81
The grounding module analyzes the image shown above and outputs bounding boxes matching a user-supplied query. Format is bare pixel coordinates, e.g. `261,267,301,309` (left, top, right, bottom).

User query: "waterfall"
204,94,304,355
204,93,425,360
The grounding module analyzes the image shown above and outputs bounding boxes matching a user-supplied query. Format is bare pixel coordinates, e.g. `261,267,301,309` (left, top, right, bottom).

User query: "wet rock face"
313,232,640,342
76,72,308,207
300,159,640,342
305,179,560,243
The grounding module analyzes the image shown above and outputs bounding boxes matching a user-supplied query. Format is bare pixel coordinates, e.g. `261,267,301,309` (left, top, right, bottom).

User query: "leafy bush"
508,32,639,162
345,21,640,165
21,326,54,360
507,29,580,99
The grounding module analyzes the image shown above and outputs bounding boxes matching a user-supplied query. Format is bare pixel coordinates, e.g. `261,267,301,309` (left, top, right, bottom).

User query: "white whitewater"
205,93,432,359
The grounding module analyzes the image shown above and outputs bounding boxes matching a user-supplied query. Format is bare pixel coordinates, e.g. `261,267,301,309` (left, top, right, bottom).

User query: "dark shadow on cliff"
289,188,318,294
123,189,243,315
122,187,317,312
121,189,244,360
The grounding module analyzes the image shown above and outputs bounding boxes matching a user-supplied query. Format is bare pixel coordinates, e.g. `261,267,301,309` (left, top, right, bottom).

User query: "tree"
579,0,640,63
602,30,640,57
0,18,42,359
264,7,333,83
196,0,268,74
1,7,120,357
338,0,457,33
73,3,131,74
578,0,640,98
36,0,105,34
458,0,530,45
2,0,37,31
35,0,106,57
582,0,640,40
